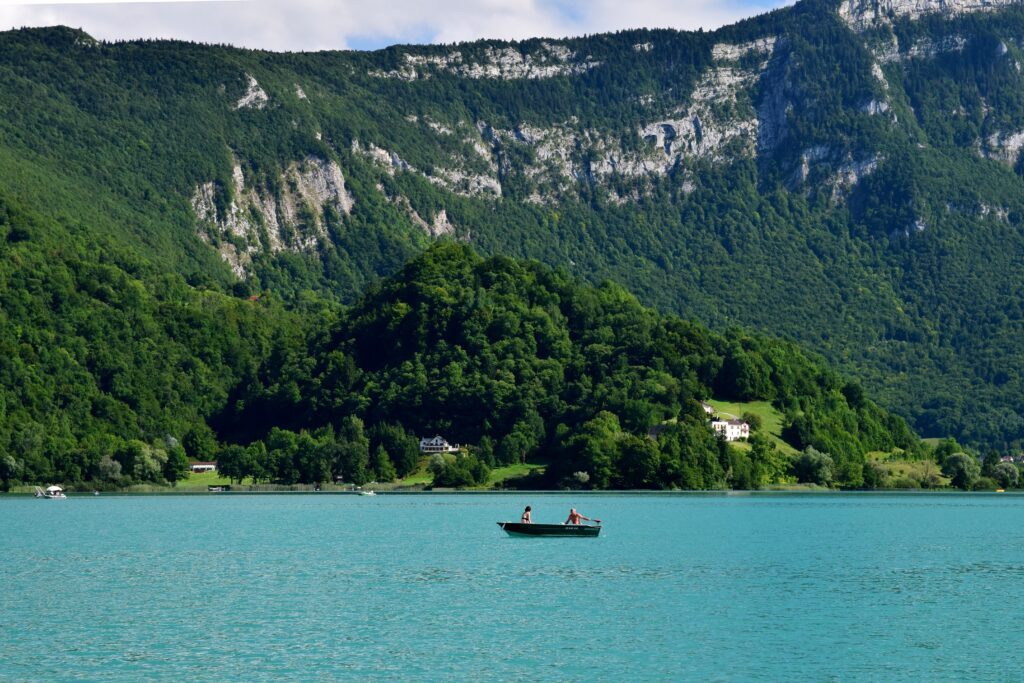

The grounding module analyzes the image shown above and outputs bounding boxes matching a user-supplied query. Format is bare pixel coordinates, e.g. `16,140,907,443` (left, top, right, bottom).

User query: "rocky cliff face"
364,36,785,203
235,73,269,110
368,43,600,81
192,157,353,276
190,0,1024,266
839,0,1022,30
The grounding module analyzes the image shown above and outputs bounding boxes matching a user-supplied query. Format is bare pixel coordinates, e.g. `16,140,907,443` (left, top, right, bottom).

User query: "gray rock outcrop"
839,0,1022,31
192,156,354,276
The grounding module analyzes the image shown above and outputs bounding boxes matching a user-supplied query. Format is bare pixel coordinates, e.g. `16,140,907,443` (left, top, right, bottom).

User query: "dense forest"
0,213,926,489
3,0,1024,468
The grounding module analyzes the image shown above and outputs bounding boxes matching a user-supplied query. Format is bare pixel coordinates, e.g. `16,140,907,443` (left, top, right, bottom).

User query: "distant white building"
189,461,217,473
419,436,460,453
711,420,750,442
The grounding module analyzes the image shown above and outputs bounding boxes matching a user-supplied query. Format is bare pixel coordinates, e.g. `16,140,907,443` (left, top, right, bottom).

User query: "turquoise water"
2,493,1024,681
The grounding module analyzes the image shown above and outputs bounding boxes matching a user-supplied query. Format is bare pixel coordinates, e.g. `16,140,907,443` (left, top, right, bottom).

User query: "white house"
189,461,218,473
419,436,460,453
711,420,750,442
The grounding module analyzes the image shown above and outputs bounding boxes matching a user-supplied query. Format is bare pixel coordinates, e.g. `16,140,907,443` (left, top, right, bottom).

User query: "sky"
0,0,795,52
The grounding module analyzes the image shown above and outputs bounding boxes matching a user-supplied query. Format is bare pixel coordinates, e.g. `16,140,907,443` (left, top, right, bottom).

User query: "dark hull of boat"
498,522,601,537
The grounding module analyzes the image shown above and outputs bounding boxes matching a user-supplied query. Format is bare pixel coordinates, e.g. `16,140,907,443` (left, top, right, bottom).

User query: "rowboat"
497,522,601,537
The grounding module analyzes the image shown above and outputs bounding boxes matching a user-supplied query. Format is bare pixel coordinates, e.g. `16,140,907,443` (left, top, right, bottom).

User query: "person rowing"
565,508,600,525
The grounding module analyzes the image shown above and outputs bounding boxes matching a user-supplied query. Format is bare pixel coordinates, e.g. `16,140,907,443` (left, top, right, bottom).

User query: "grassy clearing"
706,399,799,456
173,470,247,491
390,457,433,488
867,451,950,488
486,462,546,487
388,457,547,489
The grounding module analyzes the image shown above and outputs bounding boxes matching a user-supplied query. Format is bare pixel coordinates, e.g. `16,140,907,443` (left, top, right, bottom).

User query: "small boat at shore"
34,485,67,499
497,522,601,537
358,489,376,496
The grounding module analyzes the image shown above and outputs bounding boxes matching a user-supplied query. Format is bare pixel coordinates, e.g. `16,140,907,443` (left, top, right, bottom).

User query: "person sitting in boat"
521,506,532,524
565,508,592,525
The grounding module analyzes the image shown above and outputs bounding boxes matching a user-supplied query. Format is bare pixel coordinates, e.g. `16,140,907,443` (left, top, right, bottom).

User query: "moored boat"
497,522,601,537
34,485,67,499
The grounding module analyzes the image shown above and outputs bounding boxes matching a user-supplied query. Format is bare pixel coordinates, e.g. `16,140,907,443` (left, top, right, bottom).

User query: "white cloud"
0,0,795,52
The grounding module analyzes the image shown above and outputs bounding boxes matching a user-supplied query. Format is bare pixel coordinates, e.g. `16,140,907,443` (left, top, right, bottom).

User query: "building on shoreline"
189,461,218,473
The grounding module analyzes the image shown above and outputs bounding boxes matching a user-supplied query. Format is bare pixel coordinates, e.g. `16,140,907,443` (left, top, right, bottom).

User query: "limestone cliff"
192,157,354,276
839,0,1022,30
368,43,600,80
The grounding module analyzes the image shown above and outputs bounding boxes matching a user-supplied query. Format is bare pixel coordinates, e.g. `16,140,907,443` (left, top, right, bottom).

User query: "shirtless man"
565,508,595,525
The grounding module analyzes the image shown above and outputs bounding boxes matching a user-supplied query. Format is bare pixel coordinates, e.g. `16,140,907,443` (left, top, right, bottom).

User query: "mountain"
3,0,1024,449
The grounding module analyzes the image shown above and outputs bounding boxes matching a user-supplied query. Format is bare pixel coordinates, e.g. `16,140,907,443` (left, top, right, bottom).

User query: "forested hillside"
0,228,922,489
3,0,1024,449
0,194,316,485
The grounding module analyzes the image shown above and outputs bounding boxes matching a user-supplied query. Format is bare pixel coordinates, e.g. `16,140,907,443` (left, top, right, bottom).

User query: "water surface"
2,493,1022,680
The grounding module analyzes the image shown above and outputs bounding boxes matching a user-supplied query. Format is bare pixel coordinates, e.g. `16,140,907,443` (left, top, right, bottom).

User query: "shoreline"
1,488,1019,497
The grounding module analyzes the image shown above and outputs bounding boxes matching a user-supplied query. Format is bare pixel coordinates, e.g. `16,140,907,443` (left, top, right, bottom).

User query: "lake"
2,493,1023,680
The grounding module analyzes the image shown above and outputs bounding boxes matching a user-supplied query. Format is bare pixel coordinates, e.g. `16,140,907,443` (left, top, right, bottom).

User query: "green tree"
741,412,763,433
942,453,981,490
371,444,398,482
296,431,331,484
97,454,123,484
558,411,622,489
217,444,249,484
862,460,887,490
992,461,1020,489
183,426,219,461
792,447,835,486
369,423,421,477
0,454,22,491
430,452,490,487
748,434,788,488
162,445,190,486
615,434,662,489
335,416,370,485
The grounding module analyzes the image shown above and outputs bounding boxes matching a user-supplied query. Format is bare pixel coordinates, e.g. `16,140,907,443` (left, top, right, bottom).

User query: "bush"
792,447,835,486
862,461,887,489
972,476,999,491
741,412,763,432
430,452,490,488
941,452,981,490
992,462,1020,489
